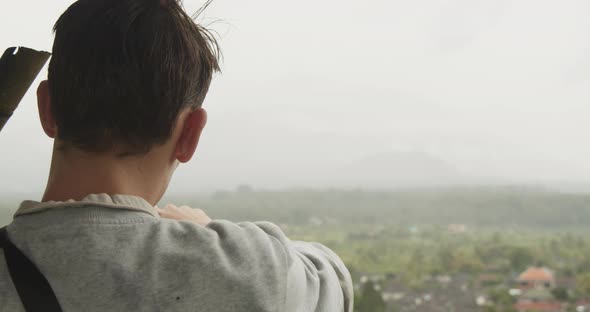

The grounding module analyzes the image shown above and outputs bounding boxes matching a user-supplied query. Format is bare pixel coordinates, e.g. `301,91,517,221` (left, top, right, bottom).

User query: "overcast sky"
1,0,590,195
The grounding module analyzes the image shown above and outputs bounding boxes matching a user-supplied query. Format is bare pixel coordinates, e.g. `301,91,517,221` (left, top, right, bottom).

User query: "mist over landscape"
2,1,590,311
1,0,590,196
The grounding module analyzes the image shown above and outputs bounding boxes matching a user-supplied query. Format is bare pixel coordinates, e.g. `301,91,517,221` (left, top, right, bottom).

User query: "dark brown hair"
48,0,220,154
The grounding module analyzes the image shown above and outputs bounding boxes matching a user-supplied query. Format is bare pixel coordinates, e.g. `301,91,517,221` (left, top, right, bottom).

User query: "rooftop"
518,267,555,282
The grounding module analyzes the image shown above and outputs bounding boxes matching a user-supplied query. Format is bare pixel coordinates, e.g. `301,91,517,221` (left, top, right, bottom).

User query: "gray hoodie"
0,194,353,311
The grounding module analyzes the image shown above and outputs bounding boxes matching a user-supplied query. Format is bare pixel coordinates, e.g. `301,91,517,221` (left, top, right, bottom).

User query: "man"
0,0,353,311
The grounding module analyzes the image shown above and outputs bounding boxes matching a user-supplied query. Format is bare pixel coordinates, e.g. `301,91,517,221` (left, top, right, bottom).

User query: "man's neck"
42,147,171,205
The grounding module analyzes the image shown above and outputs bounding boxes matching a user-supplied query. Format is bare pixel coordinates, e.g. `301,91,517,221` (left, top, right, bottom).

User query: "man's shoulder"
150,219,293,309
156,219,291,264
6,217,294,311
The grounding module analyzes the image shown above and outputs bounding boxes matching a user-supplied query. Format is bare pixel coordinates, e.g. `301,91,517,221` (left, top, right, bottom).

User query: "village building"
513,302,563,312
514,267,561,312
517,267,556,290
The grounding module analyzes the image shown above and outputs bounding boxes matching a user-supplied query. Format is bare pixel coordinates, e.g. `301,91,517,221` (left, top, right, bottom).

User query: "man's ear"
37,80,57,138
174,108,207,163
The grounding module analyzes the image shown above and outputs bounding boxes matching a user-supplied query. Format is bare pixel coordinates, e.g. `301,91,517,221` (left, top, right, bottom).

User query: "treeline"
172,186,590,227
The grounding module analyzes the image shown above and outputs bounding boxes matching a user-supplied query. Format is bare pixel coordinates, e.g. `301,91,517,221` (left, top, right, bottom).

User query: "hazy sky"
1,0,590,194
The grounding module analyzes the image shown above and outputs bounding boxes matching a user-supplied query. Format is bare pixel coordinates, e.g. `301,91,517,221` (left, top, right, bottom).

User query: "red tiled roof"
518,267,555,282
514,302,562,312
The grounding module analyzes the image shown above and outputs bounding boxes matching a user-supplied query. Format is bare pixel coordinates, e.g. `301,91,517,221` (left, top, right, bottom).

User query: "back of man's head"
48,0,220,155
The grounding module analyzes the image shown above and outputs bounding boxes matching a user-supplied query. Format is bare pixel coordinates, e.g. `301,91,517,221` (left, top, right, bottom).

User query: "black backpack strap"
0,226,62,312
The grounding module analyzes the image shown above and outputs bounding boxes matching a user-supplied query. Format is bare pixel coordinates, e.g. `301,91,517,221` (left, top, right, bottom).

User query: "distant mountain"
544,182,590,194
323,151,469,189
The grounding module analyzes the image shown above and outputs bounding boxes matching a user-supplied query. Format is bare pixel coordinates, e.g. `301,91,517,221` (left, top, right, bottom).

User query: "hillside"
164,186,590,228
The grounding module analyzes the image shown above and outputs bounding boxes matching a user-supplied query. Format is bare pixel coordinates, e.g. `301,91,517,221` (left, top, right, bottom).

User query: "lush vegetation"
175,186,590,228
283,223,590,311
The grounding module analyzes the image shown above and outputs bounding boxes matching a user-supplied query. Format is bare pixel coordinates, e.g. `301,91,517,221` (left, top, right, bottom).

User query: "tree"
552,287,570,302
488,287,516,306
356,281,386,312
484,307,517,312
576,273,590,298
509,247,534,272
